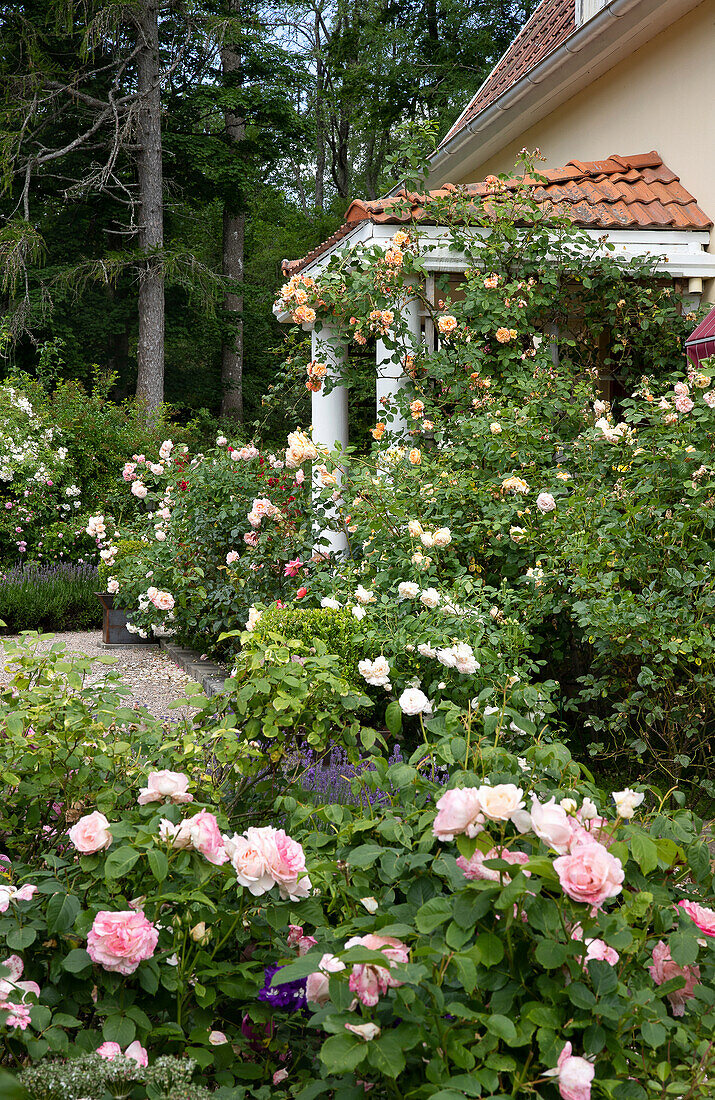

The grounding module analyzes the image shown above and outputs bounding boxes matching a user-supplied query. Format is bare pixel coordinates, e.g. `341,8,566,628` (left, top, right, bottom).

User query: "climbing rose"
138,770,193,806
648,940,700,1016
433,788,484,841
457,847,530,883
547,1042,595,1100
131,481,147,499
226,550,239,565
345,934,409,1007
553,843,624,908
306,953,346,1006
437,315,457,336
678,899,715,937
87,911,159,975
68,811,113,854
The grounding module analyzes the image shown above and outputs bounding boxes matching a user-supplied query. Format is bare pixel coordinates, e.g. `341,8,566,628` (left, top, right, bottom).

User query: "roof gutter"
421,0,649,186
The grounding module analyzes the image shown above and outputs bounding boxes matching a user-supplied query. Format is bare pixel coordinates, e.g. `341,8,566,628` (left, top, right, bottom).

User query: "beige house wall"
453,0,715,292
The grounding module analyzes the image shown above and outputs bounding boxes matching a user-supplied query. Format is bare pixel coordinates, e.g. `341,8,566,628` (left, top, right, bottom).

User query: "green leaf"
102,1014,136,1045
104,846,140,879
367,1031,406,1077
669,932,699,966
415,897,452,934
568,982,596,1009
630,833,658,875
348,844,386,869
535,940,568,969
6,927,36,950
319,1033,367,1073
62,948,92,974
384,701,402,737
473,932,504,968
641,1021,667,1048
485,1014,517,1044
46,893,80,935
148,848,168,882
0,1068,30,1098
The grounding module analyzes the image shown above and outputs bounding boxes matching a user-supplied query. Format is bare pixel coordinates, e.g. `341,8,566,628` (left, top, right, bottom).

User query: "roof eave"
425,0,703,189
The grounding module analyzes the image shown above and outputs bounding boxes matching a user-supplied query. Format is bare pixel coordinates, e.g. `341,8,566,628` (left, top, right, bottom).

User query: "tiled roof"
282,153,712,275
440,0,576,146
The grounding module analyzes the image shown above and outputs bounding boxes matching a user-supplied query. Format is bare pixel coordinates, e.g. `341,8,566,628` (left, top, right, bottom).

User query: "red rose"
296,587,307,599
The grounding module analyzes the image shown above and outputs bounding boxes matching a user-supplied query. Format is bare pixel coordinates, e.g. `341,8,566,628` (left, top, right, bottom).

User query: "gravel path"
0,630,198,719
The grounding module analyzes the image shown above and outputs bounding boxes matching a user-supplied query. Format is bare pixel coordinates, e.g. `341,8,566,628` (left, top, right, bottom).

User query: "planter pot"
95,593,154,646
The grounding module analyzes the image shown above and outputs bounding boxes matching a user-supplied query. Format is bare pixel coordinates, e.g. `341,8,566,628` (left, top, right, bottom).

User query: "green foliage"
253,605,363,685
0,563,100,634
1,635,713,1096
97,538,150,592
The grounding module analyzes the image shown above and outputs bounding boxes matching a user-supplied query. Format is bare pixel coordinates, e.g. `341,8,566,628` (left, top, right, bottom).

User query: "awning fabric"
686,305,715,367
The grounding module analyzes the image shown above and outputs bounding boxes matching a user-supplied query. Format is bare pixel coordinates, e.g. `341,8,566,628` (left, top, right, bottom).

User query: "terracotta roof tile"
440,0,575,146
282,153,712,276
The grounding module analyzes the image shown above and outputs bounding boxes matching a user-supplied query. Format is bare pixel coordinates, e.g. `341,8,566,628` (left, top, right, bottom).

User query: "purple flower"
258,965,307,1012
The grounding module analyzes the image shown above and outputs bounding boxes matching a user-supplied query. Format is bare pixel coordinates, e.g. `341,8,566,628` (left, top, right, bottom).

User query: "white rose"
536,492,556,513
580,797,598,820
476,783,525,822
355,584,375,604
398,687,432,716
529,796,573,853
612,788,645,819
420,587,441,609
490,423,502,434
398,581,420,599
407,520,423,537
351,605,366,620
321,597,340,609
433,527,452,547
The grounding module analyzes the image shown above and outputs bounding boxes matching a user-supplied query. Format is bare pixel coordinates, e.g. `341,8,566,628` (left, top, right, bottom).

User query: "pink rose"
553,843,624,908
225,830,274,895
571,927,619,966
457,847,531,883
287,924,304,946
12,884,37,903
137,770,193,806
87,910,159,975
209,1030,228,1045
97,1041,122,1060
345,934,409,1007
553,1043,595,1100
68,812,113,854
530,797,574,854
257,827,311,900
1,1002,31,1030
306,953,346,1006
0,955,40,1001
178,811,228,866
678,899,715,937
125,1040,149,1066
433,788,485,841
273,1069,289,1085
648,939,700,1016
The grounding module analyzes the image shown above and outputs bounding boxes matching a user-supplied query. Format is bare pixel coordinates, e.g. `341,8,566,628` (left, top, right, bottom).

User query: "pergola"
274,154,715,552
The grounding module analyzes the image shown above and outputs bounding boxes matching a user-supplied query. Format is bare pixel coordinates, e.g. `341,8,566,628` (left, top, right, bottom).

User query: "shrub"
0,562,101,633
0,636,713,1097
252,605,363,685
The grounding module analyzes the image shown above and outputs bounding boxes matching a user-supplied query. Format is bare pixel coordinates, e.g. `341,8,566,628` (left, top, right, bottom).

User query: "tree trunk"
135,0,165,410
220,0,245,422
314,17,326,213
221,207,245,421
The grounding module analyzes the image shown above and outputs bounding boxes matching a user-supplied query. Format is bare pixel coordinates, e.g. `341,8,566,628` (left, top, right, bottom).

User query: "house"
276,0,715,550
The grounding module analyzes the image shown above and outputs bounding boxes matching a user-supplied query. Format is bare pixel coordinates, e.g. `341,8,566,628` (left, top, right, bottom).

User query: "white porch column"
375,283,421,436
311,322,348,555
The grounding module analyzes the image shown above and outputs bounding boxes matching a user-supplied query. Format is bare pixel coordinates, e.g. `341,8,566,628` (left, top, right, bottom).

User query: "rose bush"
2,636,713,1098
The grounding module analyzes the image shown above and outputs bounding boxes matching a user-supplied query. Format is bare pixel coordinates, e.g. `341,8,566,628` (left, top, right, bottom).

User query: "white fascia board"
275,222,715,323
427,0,703,188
